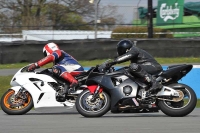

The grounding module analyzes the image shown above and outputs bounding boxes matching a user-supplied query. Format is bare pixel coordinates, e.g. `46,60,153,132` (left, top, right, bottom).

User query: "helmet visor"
43,51,47,57
117,47,126,56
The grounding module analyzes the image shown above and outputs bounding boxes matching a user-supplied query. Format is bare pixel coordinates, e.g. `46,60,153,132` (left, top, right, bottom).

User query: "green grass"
1,57,200,69
196,100,200,108
0,76,13,98
155,57,200,64
0,76,199,108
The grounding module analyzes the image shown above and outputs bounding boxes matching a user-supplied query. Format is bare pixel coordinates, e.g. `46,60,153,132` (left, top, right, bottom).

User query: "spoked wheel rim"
163,88,191,109
79,91,108,113
3,90,32,110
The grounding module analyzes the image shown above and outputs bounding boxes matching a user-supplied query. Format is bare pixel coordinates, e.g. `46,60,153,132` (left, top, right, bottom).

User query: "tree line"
0,0,123,33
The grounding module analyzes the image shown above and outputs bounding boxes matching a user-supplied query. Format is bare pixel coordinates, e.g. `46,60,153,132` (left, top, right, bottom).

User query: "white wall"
22,30,112,41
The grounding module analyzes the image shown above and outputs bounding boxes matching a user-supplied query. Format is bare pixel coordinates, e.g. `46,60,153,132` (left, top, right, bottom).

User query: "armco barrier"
84,65,200,98
1,38,200,64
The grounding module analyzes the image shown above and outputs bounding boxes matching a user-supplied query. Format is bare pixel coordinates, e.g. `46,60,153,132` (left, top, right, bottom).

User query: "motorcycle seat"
167,64,188,69
160,64,192,79
152,71,163,77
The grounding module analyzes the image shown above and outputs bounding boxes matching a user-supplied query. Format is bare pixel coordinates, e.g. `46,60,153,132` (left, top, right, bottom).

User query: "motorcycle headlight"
123,85,132,96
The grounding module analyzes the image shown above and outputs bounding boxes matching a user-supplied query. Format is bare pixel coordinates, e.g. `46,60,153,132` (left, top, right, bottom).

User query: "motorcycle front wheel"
76,90,111,117
158,83,197,117
1,89,33,115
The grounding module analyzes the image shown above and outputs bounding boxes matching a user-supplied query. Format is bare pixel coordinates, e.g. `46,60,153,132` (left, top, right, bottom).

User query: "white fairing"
10,66,76,112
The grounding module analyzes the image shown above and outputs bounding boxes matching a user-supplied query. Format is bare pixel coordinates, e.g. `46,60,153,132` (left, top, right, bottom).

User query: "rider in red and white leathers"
28,42,84,93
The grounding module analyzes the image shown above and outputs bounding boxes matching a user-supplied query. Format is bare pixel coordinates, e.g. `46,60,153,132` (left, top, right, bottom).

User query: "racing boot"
69,81,79,93
144,74,163,96
60,72,79,94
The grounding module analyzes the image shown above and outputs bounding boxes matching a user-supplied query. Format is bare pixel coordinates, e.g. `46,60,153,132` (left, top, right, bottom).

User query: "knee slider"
129,63,140,72
52,67,61,77
129,63,143,76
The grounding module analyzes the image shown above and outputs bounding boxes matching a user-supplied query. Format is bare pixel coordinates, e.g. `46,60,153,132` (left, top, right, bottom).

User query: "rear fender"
85,85,103,94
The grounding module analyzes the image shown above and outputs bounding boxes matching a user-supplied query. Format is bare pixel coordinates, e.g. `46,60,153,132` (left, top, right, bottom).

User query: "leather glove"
98,64,106,73
27,63,39,72
105,61,116,69
98,61,115,73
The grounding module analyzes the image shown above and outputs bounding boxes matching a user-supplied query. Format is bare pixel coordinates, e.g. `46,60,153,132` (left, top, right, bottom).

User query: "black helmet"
117,39,133,56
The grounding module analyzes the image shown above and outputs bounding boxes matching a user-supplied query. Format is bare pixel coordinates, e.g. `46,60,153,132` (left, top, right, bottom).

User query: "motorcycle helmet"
117,39,133,56
43,42,60,56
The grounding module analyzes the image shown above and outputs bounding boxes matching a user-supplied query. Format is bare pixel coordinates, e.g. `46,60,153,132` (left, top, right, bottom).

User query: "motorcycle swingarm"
156,86,180,97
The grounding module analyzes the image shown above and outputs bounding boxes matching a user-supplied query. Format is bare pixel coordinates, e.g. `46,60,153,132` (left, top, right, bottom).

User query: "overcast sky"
99,0,200,23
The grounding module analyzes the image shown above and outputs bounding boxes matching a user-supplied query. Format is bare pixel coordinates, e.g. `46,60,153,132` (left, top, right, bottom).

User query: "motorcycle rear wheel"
158,83,197,117
76,90,111,117
1,89,33,115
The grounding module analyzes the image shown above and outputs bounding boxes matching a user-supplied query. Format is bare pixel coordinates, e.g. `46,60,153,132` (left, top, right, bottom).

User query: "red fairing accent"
87,85,103,94
37,55,54,67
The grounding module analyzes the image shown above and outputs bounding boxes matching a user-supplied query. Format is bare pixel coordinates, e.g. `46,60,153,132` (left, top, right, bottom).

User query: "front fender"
85,85,103,94
10,86,22,95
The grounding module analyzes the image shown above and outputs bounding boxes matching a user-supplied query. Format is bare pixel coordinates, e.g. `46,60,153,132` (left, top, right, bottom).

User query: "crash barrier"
0,38,200,64
84,65,200,99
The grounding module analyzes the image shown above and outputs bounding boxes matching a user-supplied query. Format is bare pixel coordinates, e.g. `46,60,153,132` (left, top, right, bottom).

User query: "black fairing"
75,67,95,82
86,71,138,109
161,64,193,82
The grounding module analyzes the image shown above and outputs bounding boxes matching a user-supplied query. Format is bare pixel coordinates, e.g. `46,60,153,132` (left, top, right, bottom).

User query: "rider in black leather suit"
107,39,163,94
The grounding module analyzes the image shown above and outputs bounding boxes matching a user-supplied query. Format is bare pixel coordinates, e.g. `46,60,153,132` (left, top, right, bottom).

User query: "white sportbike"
1,65,92,115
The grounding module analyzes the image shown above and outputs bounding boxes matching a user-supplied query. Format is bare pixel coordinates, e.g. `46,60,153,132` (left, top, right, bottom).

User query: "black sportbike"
76,61,197,117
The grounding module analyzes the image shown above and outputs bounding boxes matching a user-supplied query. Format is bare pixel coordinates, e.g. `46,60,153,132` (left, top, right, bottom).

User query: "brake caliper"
99,92,104,100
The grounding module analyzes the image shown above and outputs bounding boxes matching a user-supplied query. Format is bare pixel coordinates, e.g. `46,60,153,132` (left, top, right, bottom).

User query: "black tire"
76,90,111,117
158,83,197,117
1,89,34,115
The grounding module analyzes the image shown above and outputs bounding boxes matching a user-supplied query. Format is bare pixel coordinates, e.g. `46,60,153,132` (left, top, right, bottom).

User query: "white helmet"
43,42,60,56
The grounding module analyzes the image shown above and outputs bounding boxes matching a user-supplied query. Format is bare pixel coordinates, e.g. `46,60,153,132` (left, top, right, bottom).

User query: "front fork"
87,85,103,101
9,87,28,107
15,88,28,100
10,86,29,101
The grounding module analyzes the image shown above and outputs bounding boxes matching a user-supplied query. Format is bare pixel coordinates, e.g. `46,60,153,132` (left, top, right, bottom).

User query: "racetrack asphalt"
0,67,200,133
0,108,200,133
0,69,34,76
